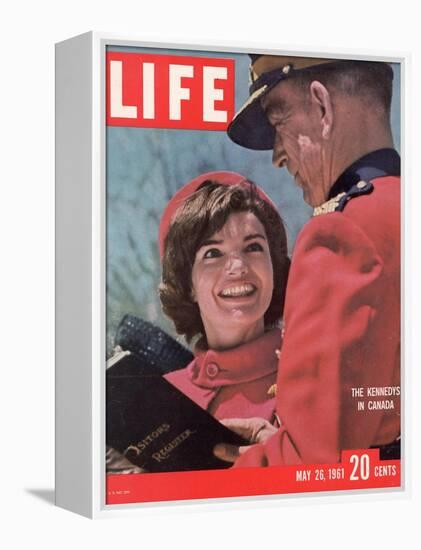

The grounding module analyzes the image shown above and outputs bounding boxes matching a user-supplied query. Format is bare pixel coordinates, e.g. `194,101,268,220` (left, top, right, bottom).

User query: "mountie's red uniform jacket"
235,159,401,467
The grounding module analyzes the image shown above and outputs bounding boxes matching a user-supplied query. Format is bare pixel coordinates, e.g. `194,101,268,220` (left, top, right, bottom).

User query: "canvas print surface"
105,44,401,505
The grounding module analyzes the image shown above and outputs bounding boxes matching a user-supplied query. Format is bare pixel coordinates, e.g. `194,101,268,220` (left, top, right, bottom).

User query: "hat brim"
227,83,277,151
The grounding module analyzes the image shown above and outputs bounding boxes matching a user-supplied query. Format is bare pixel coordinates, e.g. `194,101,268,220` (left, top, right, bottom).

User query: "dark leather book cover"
106,352,247,473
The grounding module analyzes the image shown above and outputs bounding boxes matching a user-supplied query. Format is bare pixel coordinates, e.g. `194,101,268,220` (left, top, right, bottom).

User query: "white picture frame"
55,31,408,518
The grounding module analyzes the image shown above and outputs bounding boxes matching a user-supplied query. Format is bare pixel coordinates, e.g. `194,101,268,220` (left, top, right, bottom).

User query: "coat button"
206,362,220,378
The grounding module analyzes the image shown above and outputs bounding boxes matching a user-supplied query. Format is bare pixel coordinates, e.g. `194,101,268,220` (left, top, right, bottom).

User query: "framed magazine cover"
55,32,406,518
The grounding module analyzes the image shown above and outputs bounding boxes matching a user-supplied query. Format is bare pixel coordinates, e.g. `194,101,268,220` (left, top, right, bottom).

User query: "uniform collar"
188,328,281,389
328,148,400,200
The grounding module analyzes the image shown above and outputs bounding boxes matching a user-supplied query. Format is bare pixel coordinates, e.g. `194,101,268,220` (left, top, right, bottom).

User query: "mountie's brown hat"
227,54,353,151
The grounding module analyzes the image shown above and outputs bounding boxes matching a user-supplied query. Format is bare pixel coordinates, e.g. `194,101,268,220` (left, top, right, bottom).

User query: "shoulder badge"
267,383,277,397
313,180,374,217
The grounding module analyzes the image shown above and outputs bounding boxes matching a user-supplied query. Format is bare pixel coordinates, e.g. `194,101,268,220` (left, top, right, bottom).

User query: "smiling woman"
158,172,290,423
191,210,274,350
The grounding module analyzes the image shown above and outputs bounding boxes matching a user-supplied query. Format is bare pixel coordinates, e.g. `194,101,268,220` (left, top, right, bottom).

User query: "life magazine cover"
105,45,401,505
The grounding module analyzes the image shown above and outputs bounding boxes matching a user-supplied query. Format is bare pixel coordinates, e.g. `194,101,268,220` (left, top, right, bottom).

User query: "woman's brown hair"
159,180,290,347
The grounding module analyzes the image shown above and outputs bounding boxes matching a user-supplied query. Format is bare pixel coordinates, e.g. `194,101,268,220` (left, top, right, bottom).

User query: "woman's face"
191,211,274,350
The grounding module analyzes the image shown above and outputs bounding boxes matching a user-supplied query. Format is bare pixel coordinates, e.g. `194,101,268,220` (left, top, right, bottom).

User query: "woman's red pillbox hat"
158,171,276,258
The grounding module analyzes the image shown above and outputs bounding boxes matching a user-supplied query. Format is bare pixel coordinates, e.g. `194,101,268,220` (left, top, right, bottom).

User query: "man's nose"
272,134,287,168
225,254,248,276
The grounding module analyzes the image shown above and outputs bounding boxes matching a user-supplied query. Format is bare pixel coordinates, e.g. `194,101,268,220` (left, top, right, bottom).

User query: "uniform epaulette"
313,180,374,217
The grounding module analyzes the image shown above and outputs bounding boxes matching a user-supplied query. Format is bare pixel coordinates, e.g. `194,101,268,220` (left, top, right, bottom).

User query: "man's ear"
310,81,333,139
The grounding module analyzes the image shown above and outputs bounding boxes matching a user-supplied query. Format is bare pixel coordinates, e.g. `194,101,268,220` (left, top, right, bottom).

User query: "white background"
1,0,419,547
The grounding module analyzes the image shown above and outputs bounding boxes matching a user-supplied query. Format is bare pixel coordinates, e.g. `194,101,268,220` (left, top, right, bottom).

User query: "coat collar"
188,328,281,389
328,148,400,200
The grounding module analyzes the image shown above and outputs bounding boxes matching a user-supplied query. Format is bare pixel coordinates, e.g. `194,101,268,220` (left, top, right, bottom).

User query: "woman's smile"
218,283,257,299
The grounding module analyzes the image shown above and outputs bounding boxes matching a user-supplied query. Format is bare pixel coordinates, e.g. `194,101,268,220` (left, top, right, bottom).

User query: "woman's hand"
213,417,278,463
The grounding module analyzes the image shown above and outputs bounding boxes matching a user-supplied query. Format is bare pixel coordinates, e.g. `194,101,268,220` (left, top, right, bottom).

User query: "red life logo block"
106,52,235,130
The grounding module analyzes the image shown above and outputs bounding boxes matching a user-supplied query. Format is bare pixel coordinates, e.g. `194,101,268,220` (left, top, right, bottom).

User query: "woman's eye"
203,248,222,259
245,242,264,253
